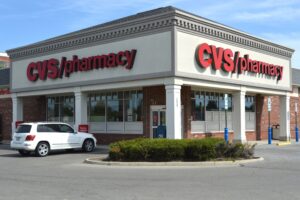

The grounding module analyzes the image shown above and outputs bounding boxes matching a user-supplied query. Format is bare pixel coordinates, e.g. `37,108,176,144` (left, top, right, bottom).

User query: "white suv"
10,122,97,157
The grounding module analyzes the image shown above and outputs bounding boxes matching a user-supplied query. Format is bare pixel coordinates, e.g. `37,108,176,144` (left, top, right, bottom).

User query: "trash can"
156,125,166,138
272,124,280,140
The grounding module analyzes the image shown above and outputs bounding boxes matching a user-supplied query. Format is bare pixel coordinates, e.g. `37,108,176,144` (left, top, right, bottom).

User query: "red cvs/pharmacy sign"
26,49,137,82
195,43,283,81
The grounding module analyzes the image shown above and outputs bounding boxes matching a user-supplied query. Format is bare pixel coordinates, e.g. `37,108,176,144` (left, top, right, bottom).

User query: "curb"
84,156,264,167
276,141,291,146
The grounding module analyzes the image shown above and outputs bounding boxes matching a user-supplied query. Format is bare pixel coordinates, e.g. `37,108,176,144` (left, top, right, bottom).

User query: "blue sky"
1,0,299,67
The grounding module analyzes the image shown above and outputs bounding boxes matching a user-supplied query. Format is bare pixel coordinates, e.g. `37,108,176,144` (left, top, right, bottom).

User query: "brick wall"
23,96,47,122
257,95,281,140
0,95,47,142
181,86,191,139
0,97,12,141
290,96,300,139
93,134,144,144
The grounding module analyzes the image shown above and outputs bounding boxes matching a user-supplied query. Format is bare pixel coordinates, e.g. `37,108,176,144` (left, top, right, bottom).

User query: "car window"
59,124,74,133
16,125,31,133
37,125,56,132
46,124,61,132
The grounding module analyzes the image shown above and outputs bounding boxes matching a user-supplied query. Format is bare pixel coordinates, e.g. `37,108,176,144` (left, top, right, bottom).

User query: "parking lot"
1,143,300,200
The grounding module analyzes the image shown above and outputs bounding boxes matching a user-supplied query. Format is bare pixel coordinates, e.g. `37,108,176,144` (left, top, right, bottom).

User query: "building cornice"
7,6,294,61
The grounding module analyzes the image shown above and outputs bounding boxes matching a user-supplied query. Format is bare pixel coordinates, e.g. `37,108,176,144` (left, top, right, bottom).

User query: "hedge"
109,138,255,162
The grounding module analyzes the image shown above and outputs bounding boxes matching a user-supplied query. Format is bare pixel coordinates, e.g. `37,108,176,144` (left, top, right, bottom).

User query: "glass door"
150,106,166,138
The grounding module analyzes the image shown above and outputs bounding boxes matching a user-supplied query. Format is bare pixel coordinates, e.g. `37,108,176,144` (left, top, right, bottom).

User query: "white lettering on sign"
268,97,272,112
224,94,228,110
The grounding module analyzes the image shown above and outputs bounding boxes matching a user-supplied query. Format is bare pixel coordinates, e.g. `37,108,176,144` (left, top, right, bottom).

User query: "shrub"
184,138,224,161
146,139,186,161
216,142,256,159
108,138,255,161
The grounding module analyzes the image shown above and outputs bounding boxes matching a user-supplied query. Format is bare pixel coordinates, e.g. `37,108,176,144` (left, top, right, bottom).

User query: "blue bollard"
224,128,229,143
268,127,272,144
296,127,299,142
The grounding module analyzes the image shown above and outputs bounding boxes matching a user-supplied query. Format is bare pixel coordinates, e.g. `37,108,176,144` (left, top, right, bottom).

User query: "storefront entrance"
150,105,184,138
150,105,166,138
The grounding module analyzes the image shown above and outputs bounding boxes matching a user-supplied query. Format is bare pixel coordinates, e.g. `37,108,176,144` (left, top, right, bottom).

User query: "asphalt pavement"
0,143,300,200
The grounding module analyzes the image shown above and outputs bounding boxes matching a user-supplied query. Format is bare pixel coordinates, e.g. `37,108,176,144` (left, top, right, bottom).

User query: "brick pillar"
181,86,191,139
256,94,263,140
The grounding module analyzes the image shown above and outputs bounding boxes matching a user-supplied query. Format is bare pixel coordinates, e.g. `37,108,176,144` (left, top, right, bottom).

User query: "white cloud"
194,0,300,23
234,7,300,22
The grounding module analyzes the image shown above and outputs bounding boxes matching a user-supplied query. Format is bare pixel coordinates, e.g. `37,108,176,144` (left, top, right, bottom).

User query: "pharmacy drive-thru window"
7,7,294,144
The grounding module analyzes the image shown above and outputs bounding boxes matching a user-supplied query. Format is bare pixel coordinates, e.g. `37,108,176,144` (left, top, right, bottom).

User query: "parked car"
10,122,97,157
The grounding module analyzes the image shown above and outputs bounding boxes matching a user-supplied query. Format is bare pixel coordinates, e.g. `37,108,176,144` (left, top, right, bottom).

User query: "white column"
232,90,246,143
11,93,23,134
165,84,181,139
279,95,290,141
74,88,87,131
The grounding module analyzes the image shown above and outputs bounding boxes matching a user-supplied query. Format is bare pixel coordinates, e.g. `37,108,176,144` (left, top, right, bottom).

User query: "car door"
58,124,81,148
40,124,68,150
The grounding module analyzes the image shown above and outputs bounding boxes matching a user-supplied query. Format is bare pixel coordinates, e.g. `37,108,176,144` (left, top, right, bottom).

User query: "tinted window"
37,125,56,132
16,125,31,133
59,125,74,133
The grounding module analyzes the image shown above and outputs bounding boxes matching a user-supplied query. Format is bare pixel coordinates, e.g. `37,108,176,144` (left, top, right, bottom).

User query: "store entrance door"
150,106,166,138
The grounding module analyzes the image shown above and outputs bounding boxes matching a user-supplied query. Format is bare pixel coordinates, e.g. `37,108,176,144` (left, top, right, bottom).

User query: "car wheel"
18,150,30,156
82,139,95,152
35,142,50,157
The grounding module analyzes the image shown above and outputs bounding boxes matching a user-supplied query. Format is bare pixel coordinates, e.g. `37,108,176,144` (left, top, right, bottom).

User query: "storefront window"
245,95,255,112
87,90,143,124
219,93,232,111
191,91,205,121
107,92,124,122
61,96,75,122
47,97,59,121
88,94,106,122
205,92,219,111
191,90,234,133
125,90,143,122
191,91,233,116
47,96,74,122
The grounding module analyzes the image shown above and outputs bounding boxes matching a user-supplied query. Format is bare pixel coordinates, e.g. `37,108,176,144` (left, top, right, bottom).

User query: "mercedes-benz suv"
10,122,97,157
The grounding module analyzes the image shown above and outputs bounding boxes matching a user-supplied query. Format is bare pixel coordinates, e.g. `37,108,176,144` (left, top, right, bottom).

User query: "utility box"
272,124,280,140
156,125,166,138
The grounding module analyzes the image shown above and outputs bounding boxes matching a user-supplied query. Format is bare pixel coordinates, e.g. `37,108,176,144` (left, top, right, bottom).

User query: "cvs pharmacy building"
7,7,294,144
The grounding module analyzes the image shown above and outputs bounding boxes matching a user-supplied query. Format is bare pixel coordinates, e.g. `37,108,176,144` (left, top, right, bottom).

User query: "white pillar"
74,88,87,131
165,84,182,139
279,95,290,141
11,93,23,134
232,90,246,143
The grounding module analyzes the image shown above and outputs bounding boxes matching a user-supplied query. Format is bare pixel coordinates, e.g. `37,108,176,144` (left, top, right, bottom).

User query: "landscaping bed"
108,138,256,162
